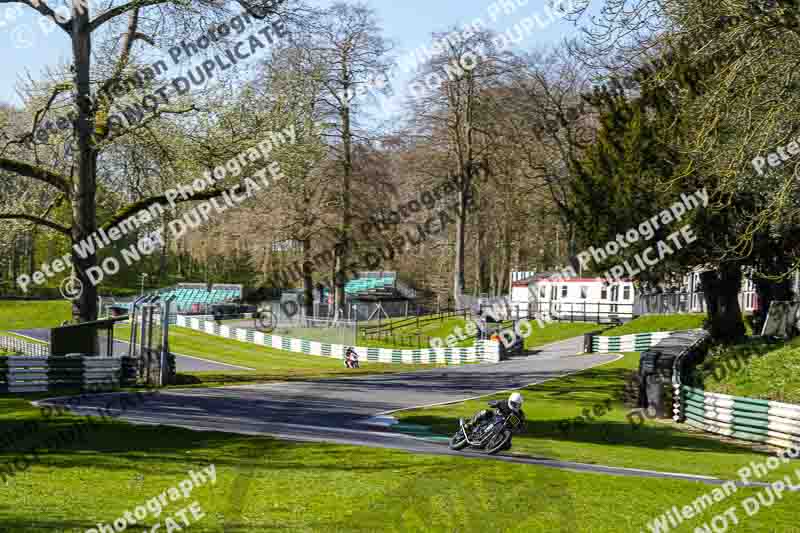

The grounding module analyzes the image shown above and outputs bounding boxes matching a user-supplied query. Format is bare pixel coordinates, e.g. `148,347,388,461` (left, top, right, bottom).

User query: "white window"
540,286,546,298
561,285,568,298
601,286,608,300
623,286,631,300
580,286,588,299
551,285,558,300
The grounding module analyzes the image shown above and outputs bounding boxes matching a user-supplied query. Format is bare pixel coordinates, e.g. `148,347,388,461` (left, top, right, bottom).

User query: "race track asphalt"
35,336,784,488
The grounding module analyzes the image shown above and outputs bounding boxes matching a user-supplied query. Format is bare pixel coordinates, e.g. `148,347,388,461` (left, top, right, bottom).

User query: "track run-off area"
34,336,785,489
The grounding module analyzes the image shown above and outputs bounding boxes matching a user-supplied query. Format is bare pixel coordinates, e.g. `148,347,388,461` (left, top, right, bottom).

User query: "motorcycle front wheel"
448,428,468,450
485,430,512,455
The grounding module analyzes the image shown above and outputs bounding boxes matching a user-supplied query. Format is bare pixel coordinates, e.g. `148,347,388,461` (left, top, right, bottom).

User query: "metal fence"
0,335,50,357
529,301,635,323
635,292,707,315
271,316,358,347
128,295,174,386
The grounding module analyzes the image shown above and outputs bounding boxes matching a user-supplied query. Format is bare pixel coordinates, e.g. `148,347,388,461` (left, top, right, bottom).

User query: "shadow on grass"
397,412,766,459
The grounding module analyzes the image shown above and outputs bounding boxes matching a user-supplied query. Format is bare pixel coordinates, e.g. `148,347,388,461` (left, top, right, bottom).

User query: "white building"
511,273,636,323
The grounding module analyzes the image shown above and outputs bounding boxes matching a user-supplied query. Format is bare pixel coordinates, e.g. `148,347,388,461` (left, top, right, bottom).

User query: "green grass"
524,322,601,349
395,352,800,480
1,394,798,532
698,337,800,404
358,317,475,349
0,300,71,331
359,318,601,351
271,326,356,345
602,313,707,336
116,325,439,386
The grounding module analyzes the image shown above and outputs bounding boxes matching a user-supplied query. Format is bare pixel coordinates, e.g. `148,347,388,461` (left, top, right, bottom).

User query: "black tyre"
485,430,512,455
449,428,468,450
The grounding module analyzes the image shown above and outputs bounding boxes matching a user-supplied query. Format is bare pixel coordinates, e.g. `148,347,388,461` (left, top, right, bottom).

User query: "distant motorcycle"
449,410,523,455
344,347,360,369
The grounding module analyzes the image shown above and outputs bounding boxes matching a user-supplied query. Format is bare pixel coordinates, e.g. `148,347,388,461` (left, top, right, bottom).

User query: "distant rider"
344,346,360,368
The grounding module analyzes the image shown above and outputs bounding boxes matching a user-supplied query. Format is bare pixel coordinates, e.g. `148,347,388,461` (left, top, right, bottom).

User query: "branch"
0,213,70,235
89,0,169,31
1,0,72,33
100,187,229,231
0,158,70,194
235,0,287,20
132,32,155,46
30,82,72,144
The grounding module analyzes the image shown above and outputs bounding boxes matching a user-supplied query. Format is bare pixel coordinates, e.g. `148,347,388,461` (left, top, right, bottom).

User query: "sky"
0,0,586,109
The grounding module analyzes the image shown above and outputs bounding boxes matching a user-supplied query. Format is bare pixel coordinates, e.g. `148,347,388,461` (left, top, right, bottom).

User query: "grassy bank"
116,325,439,386
524,322,600,349
698,338,800,404
0,394,797,532
602,314,706,336
394,352,799,480
358,316,474,349
0,300,71,331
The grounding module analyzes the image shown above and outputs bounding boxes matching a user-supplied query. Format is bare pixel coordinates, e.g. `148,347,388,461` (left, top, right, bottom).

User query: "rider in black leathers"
463,393,526,449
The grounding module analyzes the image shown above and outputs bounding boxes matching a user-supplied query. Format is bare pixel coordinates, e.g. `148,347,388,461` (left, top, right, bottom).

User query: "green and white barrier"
0,356,121,393
176,316,501,364
674,385,800,449
590,331,674,353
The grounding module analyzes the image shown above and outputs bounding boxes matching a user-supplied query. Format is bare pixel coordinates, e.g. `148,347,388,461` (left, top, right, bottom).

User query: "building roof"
512,276,633,287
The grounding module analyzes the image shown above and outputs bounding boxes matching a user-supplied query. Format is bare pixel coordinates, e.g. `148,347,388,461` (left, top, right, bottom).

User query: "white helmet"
508,392,523,412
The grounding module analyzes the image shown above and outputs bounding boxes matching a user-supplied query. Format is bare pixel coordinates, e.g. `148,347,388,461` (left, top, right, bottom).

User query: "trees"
409,29,512,304
294,2,392,317
252,43,330,316
0,0,289,322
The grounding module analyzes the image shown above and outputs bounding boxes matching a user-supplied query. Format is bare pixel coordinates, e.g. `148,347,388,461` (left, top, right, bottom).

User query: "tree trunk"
71,15,99,324
700,265,746,343
158,214,169,284
334,70,353,319
453,171,467,305
11,238,18,293
302,238,313,317
27,231,35,278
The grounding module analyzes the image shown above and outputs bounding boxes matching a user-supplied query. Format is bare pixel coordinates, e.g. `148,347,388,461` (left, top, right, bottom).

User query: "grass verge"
394,352,799,480
358,317,473,349
0,394,797,532
602,313,707,336
0,300,71,331
524,322,600,349
115,325,440,387
697,337,800,404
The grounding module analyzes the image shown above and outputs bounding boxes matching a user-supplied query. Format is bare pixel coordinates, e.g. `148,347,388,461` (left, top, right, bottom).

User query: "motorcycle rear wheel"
449,429,468,450
485,430,512,455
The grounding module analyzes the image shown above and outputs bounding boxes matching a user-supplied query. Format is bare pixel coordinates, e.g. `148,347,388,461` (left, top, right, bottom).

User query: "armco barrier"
0,356,121,393
674,385,800,449
0,335,50,357
589,331,674,353
175,316,501,364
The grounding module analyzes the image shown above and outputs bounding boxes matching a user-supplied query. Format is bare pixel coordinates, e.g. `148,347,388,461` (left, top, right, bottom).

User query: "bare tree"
409,29,513,304
290,2,392,317
0,0,290,323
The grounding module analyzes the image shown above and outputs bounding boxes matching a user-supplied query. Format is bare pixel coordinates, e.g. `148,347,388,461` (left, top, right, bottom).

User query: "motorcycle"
448,410,522,455
344,349,360,369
